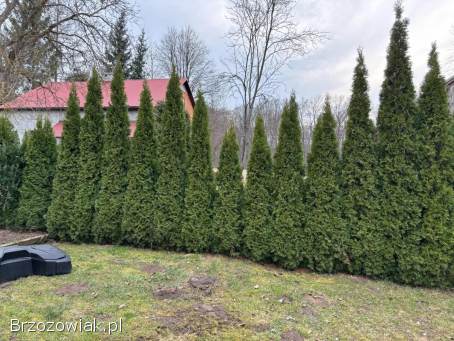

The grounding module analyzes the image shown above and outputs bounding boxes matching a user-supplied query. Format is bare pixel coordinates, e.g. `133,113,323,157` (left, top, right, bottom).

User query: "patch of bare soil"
349,275,370,283
153,287,187,300
278,295,293,304
281,329,304,341
140,263,165,275
156,303,241,336
56,283,89,296
0,282,13,289
153,275,218,301
0,229,46,246
188,275,216,295
303,293,330,307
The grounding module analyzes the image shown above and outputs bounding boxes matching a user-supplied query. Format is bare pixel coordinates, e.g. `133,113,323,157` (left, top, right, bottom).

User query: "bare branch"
223,0,326,166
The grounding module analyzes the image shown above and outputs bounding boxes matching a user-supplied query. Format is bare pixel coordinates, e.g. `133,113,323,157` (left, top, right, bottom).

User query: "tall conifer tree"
181,91,214,252
374,4,421,281
340,50,378,275
16,118,57,230
212,127,243,255
243,115,273,261
399,45,454,287
153,68,187,249
121,82,158,247
71,69,104,242
271,95,304,270
130,29,148,80
306,98,345,273
104,10,131,78
47,85,80,240
94,63,130,244
0,117,23,227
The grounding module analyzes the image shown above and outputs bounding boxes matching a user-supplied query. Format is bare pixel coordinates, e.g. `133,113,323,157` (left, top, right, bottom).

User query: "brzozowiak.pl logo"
11,318,123,335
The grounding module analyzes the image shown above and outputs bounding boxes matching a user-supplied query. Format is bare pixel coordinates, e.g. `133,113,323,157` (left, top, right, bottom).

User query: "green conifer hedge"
47,85,80,240
16,118,57,230
94,63,130,244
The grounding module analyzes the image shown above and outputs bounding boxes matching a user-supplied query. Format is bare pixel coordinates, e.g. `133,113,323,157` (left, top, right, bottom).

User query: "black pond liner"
0,244,71,283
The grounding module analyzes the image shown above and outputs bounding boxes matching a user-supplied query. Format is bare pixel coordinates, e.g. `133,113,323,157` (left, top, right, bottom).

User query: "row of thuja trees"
0,5,453,287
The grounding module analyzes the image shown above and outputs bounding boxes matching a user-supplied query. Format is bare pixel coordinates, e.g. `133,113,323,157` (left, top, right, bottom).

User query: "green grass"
0,243,453,340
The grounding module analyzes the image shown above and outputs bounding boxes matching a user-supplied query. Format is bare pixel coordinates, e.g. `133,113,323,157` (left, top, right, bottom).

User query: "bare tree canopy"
0,0,132,104
156,26,215,94
299,95,348,161
222,0,325,166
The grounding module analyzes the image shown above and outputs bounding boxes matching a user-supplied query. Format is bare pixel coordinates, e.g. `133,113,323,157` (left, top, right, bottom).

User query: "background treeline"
0,6,453,288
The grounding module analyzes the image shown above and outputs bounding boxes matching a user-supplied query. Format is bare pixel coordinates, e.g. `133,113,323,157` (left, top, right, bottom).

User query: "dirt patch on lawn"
349,275,370,283
0,282,13,289
281,329,304,341
188,275,216,295
0,229,47,246
153,275,218,301
156,303,241,336
303,293,330,307
56,283,89,296
153,287,187,300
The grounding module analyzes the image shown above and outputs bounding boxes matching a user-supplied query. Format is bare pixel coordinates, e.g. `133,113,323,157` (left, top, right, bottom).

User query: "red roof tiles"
0,79,191,110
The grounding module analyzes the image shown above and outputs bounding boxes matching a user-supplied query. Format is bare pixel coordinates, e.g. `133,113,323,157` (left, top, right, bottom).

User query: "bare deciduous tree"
255,97,283,153
221,0,325,166
330,95,349,149
299,95,348,160
156,26,216,95
208,105,233,167
0,0,132,104
299,95,323,161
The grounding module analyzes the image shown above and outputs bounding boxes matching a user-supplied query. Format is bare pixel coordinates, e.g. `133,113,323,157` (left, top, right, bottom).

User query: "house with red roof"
0,78,195,141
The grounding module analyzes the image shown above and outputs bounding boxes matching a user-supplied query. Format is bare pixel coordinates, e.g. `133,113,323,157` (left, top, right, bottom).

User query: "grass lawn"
0,243,453,340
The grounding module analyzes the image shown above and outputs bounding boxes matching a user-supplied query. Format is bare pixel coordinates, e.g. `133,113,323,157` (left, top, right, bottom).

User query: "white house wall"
1,110,138,141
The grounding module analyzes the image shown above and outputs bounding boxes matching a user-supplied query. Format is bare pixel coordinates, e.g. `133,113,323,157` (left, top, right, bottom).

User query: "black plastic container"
0,244,71,283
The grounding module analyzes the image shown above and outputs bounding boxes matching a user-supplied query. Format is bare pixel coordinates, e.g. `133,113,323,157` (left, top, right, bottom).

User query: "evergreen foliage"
373,4,422,281
340,50,378,275
46,85,80,240
212,127,243,255
271,95,304,270
121,82,158,247
71,69,104,242
94,63,130,244
399,45,454,287
306,98,345,273
181,91,214,252
104,10,131,78
16,118,57,230
242,115,273,261
130,29,148,80
0,117,23,227
153,68,187,249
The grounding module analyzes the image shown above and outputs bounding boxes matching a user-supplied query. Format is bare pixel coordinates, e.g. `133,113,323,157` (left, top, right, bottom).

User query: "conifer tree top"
274,93,303,176
377,2,415,137
309,97,338,169
0,117,19,145
347,49,371,125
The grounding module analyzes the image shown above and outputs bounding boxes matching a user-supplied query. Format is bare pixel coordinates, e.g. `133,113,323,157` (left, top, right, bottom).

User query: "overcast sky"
134,0,454,108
